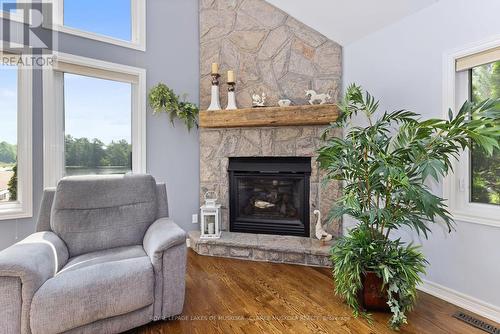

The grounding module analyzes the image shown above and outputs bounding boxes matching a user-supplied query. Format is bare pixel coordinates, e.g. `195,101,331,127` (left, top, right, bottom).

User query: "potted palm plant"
317,84,499,330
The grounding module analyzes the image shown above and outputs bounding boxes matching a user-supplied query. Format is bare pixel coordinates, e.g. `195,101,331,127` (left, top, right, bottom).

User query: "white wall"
267,0,438,46
343,0,500,320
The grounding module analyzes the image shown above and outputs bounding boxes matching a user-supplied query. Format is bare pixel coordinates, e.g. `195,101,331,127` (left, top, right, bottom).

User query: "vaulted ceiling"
266,0,439,46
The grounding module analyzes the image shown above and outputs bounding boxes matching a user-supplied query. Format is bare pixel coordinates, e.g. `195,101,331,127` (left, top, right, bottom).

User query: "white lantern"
200,191,222,239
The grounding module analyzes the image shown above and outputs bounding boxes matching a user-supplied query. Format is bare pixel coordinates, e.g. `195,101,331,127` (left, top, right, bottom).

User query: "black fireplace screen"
228,157,310,237
237,176,302,219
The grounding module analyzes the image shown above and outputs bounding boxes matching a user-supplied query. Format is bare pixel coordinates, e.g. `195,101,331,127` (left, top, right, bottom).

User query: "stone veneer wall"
199,0,343,237
200,126,342,237
199,0,342,108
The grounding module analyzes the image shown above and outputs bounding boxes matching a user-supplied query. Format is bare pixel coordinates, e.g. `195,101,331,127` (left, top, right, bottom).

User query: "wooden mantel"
199,104,340,128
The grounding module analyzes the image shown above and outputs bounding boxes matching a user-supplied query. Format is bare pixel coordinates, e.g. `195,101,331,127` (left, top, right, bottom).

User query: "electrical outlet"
192,214,198,224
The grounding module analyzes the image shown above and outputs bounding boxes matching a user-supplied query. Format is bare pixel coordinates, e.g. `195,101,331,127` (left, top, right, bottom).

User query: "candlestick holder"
225,81,237,110
207,73,221,111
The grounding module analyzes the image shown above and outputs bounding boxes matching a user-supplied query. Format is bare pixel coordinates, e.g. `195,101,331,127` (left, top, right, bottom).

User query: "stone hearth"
188,231,333,267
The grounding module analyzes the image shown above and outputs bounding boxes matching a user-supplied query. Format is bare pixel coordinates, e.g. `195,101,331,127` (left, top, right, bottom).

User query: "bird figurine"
314,210,333,245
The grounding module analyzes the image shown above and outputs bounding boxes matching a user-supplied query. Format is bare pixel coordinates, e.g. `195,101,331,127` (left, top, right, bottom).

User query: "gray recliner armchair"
0,174,187,334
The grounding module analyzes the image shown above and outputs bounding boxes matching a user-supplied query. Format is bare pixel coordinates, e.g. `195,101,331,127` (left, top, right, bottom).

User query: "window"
64,74,132,177
443,39,500,226
52,0,146,51
43,52,146,187
0,63,17,203
0,54,33,220
470,61,499,205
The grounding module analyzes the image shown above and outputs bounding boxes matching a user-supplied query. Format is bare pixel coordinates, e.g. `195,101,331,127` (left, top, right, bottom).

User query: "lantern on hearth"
200,191,222,239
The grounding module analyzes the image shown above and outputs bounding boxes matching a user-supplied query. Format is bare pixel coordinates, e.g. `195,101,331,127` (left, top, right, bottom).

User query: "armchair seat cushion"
30,246,154,334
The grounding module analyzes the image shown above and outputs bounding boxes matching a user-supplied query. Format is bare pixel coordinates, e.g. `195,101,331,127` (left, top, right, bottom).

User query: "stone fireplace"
199,125,342,238
194,123,342,267
228,157,311,237
192,0,343,267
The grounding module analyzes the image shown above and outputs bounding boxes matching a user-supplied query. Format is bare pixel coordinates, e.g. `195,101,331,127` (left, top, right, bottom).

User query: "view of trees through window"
470,60,500,205
0,64,17,202
64,73,132,176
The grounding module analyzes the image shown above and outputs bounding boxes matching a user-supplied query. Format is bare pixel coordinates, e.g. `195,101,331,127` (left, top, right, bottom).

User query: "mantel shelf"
199,104,340,128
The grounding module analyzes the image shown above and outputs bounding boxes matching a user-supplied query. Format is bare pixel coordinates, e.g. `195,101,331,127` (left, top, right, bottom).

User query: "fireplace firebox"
228,157,311,237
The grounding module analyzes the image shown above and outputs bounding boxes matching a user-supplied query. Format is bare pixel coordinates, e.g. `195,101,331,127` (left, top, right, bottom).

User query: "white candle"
208,222,215,234
211,63,219,74
227,70,235,83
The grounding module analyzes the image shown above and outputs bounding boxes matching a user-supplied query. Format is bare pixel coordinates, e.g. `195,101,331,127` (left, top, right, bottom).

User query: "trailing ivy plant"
149,83,199,131
318,84,499,330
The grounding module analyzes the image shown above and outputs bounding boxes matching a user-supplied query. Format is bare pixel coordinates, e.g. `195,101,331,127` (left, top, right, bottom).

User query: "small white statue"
314,210,333,243
278,99,292,107
305,90,331,105
252,92,267,107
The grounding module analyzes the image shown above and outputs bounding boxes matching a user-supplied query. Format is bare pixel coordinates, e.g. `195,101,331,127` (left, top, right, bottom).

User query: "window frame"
0,1,28,24
49,0,146,51
42,52,146,188
442,36,500,227
0,51,33,221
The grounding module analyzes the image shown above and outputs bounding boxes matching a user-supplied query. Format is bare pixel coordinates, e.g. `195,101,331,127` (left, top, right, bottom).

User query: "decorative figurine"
252,92,267,107
208,63,221,111
278,99,292,107
314,210,333,246
305,90,331,105
225,70,237,110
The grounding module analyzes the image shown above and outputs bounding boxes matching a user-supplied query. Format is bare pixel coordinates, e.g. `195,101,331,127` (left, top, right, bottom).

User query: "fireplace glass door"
228,157,311,237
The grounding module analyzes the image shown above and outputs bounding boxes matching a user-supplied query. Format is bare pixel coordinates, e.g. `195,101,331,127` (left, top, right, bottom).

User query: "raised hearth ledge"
188,231,334,268
199,104,340,128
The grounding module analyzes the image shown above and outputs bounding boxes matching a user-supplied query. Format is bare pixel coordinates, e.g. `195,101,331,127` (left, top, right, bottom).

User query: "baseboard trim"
418,279,500,324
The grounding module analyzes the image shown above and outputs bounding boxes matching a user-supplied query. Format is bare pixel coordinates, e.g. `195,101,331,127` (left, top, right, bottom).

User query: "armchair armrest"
0,231,69,287
0,231,69,334
143,218,187,319
143,218,186,261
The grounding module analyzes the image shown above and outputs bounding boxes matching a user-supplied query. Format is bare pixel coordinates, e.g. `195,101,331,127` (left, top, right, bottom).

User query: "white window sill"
53,25,146,51
0,204,32,221
449,209,500,228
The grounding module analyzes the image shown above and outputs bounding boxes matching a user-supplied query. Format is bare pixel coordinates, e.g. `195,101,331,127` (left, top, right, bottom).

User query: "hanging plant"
148,83,199,131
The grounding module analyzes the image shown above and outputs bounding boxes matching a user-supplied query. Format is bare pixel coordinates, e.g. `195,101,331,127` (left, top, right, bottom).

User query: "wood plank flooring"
134,250,497,334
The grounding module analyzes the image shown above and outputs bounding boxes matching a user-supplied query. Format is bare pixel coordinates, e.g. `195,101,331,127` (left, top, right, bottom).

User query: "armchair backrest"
37,181,169,233
48,174,160,257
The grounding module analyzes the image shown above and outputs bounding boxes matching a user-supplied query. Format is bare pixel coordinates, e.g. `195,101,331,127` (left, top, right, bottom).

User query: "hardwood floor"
135,250,496,334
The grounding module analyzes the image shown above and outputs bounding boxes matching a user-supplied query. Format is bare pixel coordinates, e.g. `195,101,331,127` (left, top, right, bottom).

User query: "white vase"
225,91,237,110
208,85,221,111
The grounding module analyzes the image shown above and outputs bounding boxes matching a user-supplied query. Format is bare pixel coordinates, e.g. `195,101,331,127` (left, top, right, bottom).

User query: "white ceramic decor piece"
208,85,221,110
305,90,331,105
252,92,266,107
314,209,333,242
226,91,237,110
278,99,292,107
